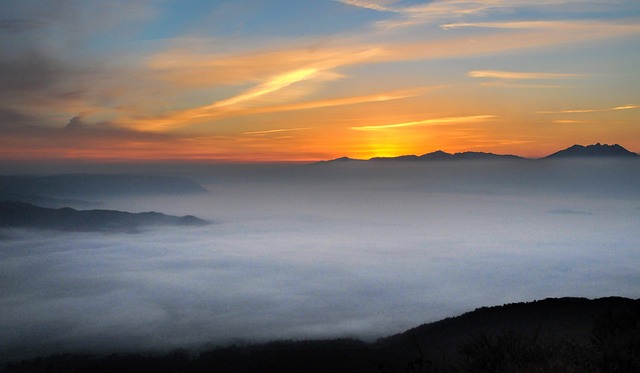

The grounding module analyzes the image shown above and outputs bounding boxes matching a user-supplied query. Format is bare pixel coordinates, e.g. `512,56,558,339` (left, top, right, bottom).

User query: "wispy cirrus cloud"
441,21,573,30
335,0,398,13
339,0,586,30
126,85,420,132
553,119,588,124
228,87,428,116
468,70,580,80
198,68,322,111
127,46,386,131
538,104,639,114
389,20,640,69
337,0,495,29
339,0,640,33
243,127,315,135
613,104,639,111
350,115,496,131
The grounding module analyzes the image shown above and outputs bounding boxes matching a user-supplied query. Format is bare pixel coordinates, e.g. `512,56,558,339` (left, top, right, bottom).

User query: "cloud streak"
468,70,580,80
335,0,398,13
350,115,496,131
538,104,639,114
229,87,427,116
340,0,640,31
199,68,321,111
243,127,315,135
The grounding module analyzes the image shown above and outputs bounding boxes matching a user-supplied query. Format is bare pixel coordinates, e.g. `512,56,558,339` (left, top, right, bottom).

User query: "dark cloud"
0,1,155,133
58,118,173,142
0,107,36,128
65,116,85,130
0,52,64,92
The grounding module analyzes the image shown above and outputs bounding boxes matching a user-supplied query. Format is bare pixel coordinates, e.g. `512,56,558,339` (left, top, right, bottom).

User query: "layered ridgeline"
0,201,209,233
6,297,639,372
0,174,210,232
317,143,639,163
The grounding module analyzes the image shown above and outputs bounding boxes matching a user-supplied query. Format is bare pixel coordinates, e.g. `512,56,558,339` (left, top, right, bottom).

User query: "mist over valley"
1,153,639,366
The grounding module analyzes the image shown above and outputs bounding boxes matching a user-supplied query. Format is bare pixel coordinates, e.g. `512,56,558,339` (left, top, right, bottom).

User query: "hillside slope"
5,297,639,372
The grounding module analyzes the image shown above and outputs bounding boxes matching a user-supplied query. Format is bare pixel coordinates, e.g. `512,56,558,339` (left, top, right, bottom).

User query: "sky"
1,0,639,162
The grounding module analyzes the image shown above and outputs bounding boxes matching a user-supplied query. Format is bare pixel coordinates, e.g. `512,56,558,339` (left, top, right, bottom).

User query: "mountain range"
318,143,638,163
0,201,210,233
0,174,212,232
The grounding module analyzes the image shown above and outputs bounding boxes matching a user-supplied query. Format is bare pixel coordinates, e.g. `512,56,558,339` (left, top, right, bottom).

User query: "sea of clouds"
1,160,639,361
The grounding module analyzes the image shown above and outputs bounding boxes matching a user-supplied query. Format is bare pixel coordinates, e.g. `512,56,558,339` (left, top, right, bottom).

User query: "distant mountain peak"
315,156,364,164
545,143,638,159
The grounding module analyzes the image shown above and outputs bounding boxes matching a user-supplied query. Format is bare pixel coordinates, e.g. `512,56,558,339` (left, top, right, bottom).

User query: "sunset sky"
1,0,639,162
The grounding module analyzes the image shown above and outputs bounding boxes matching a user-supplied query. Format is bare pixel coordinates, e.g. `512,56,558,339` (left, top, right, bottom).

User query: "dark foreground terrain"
5,297,639,372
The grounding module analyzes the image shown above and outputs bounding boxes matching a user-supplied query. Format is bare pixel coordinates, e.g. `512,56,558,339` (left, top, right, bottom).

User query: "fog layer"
1,160,639,360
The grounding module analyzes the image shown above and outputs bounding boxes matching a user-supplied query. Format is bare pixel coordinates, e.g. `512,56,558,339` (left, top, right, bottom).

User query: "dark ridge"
451,151,524,160
418,150,454,161
377,296,638,352
544,143,638,159
312,156,364,164
370,154,420,161
314,143,637,164
0,174,209,199
370,151,523,162
5,297,639,372
0,201,210,233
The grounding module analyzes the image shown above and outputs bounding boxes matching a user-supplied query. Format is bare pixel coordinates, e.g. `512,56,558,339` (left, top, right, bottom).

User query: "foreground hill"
5,297,639,372
0,201,210,233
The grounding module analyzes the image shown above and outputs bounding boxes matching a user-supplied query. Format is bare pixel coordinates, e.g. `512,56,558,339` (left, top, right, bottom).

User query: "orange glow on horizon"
0,1,638,164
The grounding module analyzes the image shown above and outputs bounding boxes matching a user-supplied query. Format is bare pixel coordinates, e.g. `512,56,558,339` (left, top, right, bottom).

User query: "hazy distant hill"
361,150,522,162
0,201,210,233
0,174,209,199
545,143,639,159
318,143,637,163
6,297,639,372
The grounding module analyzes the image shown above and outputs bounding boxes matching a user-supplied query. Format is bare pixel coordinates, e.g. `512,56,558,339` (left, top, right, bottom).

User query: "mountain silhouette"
371,150,524,162
545,143,639,158
317,143,637,163
320,150,523,163
0,201,210,233
377,296,638,355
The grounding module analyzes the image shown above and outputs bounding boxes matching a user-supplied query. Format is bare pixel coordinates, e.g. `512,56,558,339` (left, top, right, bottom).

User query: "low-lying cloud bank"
1,160,639,361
